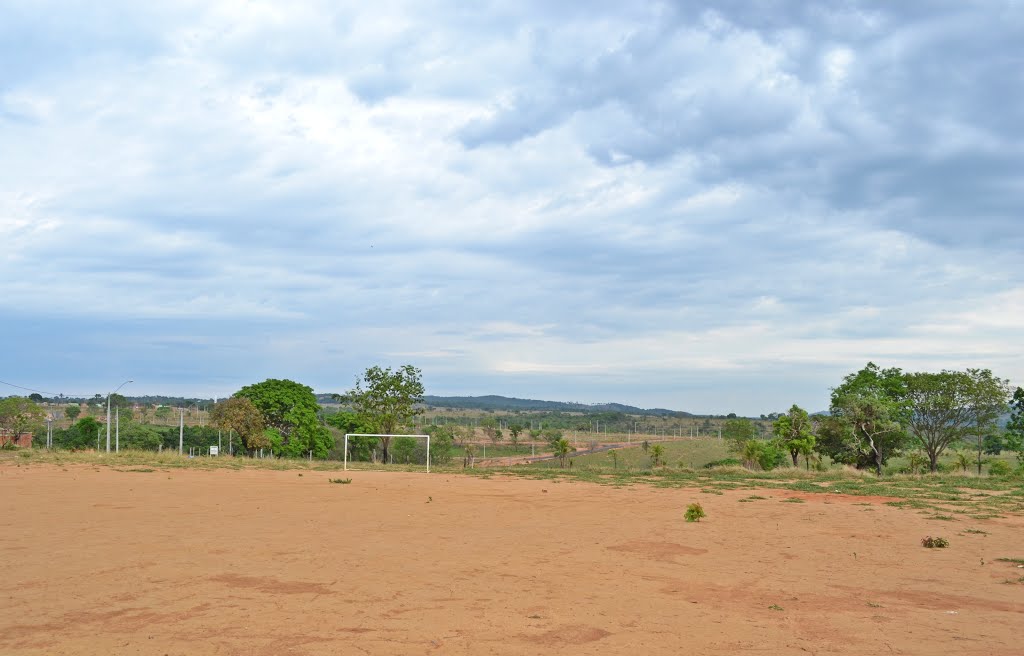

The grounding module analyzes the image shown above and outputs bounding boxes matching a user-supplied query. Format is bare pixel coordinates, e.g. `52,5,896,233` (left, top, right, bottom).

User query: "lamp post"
106,379,133,453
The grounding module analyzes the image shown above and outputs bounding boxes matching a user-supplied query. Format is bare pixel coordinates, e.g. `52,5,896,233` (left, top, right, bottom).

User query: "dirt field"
2,464,1022,655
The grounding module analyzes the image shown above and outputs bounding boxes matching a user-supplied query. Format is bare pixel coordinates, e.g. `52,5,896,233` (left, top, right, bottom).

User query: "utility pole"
105,379,133,453
115,407,120,453
179,408,184,455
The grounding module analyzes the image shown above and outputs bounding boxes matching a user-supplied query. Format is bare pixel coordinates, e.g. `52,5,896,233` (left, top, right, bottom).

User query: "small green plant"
684,502,706,522
963,528,988,535
329,478,352,484
996,557,1024,564
768,604,784,611
988,460,1012,476
921,536,949,548
866,601,883,608
780,498,805,503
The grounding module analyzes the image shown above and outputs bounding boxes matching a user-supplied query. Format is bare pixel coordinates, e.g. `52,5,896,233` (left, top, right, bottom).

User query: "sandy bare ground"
2,464,1022,655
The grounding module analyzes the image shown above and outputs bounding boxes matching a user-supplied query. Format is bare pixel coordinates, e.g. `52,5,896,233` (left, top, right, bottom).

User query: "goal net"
343,433,432,471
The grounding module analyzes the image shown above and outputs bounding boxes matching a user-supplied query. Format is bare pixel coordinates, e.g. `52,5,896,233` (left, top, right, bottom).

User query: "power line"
0,379,62,396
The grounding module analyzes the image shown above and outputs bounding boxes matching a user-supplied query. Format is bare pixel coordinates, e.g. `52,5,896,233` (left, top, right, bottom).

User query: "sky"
2,1,1022,415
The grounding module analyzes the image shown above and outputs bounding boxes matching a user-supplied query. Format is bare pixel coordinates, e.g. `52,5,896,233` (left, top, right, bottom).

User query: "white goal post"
343,433,431,472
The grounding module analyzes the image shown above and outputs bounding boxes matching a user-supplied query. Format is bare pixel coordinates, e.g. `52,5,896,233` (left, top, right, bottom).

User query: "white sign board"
210,446,219,456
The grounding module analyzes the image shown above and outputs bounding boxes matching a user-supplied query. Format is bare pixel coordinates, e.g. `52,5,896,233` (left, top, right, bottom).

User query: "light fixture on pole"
106,379,133,453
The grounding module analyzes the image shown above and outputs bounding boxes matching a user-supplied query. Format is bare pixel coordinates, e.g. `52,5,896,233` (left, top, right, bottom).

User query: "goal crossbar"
343,433,431,472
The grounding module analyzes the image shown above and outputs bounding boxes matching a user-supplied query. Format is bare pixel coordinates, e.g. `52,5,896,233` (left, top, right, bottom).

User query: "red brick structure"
0,430,33,448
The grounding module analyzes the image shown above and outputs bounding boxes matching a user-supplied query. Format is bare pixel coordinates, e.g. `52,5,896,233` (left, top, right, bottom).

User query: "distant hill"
420,394,694,417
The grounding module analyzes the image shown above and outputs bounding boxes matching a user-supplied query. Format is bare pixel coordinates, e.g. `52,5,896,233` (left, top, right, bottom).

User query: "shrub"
921,536,949,548
684,503,706,523
755,442,788,471
329,478,352,484
704,458,742,469
988,460,1012,476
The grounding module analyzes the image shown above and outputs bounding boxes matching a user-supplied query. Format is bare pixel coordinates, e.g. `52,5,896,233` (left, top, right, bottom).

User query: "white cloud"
2,1,1022,412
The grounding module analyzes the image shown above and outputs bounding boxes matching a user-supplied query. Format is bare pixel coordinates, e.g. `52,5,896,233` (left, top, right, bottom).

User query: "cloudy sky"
2,1,1021,414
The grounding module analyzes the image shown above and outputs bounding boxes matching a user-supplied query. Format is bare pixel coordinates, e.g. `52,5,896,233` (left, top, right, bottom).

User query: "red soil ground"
2,464,1022,655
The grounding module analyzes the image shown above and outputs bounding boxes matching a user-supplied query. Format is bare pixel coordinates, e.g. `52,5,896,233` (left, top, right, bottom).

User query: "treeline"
721,363,1023,475
419,395,692,417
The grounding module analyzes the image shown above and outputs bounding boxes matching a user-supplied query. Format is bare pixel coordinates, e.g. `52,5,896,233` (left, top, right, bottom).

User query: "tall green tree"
722,418,758,454
818,363,910,475
64,404,81,422
1001,386,1024,467
343,365,425,464
772,404,815,468
0,397,45,445
235,379,332,458
904,371,974,473
963,369,1011,474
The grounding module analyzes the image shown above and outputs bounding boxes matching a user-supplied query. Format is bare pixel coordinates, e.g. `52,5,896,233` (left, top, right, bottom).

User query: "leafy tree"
0,397,45,444
108,393,132,411
954,451,972,473
425,426,454,465
722,418,757,453
64,404,81,422
772,404,815,468
553,438,574,467
1005,387,1024,467
982,433,1004,455
509,424,523,449
963,369,1011,474
903,371,973,473
28,393,43,403
818,363,910,475
211,397,267,454
236,379,331,458
391,436,418,463
343,365,425,464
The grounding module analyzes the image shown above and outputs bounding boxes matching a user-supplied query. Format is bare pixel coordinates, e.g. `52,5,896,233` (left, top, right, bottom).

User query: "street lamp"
106,379,133,453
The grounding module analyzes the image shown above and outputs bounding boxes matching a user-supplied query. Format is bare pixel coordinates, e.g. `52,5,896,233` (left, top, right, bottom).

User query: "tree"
343,365,425,464
772,404,815,468
0,397,45,445
64,404,81,422
553,438,573,467
509,424,523,449
903,371,973,473
982,433,1005,455
963,369,1011,475
391,436,417,463
817,363,910,475
28,393,43,403
1004,387,1024,467
722,418,757,454
235,379,331,458
211,397,267,454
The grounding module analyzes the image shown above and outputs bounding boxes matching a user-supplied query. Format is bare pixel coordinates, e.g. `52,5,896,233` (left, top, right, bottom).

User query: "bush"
684,503,706,523
704,458,741,469
921,536,949,548
755,442,788,471
988,460,1012,476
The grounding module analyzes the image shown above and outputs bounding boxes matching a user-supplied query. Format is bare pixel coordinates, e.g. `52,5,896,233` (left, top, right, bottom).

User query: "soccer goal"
343,433,432,472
